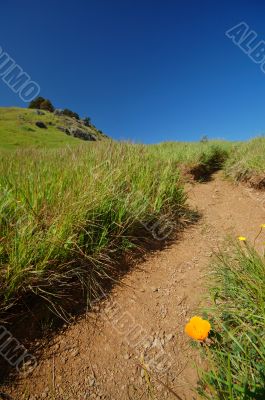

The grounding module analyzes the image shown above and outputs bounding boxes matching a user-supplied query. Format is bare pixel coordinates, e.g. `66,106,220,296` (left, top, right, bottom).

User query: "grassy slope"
1,107,265,397
0,107,244,319
0,107,107,150
153,137,265,186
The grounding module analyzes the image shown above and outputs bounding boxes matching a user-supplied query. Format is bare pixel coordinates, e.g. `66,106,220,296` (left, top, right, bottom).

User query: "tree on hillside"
39,99,55,113
28,96,46,109
28,97,54,112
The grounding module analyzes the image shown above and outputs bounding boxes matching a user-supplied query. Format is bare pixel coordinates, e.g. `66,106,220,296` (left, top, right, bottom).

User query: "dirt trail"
5,173,265,400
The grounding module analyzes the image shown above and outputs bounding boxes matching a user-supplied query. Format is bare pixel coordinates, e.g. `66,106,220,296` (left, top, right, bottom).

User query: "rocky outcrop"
56,126,97,141
57,126,70,135
35,121,47,129
70,128,97,141
54,109,63,116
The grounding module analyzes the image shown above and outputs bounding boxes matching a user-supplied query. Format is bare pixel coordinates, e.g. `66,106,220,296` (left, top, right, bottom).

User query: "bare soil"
3,172,265,400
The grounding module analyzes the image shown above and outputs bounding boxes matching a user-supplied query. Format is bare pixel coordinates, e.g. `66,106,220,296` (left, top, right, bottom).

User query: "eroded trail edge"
5,173,265,400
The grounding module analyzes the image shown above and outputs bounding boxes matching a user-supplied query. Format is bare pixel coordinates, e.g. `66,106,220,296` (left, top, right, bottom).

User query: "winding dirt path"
5,173,265,400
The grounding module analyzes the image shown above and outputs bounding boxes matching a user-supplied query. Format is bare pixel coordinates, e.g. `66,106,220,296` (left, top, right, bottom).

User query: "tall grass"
150,140,233,166
224,137,265,187
199,241,265,399
0,141,187,318
150,141,233,181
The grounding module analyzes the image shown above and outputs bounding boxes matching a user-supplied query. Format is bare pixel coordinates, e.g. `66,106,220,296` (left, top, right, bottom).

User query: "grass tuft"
224,137,265,188
198,241,265,399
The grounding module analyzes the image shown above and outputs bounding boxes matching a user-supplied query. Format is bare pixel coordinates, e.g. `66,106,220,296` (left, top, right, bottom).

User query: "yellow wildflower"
185,316,211,341
238,236,246,241
261,224,265,228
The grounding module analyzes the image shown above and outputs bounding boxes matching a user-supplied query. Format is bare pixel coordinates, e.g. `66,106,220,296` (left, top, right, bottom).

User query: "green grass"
149,141,233,183
151,136,265,186
0,106,235,320
198,240,265,400
224,137,265,187
0,141,188,317
150,140,234,167
0,106,239,318
0,107,107,150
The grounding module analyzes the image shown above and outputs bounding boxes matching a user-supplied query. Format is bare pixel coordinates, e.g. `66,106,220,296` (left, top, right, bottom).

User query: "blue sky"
1,0,265,143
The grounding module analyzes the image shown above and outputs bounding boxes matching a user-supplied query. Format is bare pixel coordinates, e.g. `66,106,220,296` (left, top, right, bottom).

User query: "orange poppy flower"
185,316,211,341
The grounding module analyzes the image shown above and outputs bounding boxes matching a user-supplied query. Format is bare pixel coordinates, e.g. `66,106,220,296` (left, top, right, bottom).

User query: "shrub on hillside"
29,97,54,112
62,108,80,120
28,96,46,109
83,117,91,127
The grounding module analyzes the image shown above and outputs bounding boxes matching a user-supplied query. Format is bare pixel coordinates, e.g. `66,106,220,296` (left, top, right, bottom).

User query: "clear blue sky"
1,0,265,143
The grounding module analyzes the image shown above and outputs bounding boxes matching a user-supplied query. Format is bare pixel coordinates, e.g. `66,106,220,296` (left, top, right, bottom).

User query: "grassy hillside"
0,107,108,150
0,137,235,320
150,136,265,187
150,141,234,179
0,107,252,318
0,106,265,325
1,107,265,398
